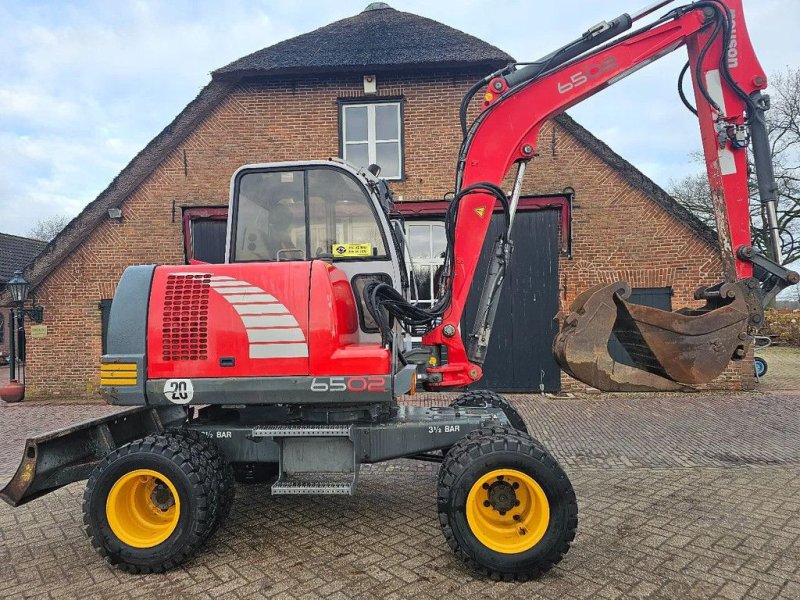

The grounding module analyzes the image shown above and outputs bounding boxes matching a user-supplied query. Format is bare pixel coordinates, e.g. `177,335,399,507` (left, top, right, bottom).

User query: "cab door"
306,166,401,342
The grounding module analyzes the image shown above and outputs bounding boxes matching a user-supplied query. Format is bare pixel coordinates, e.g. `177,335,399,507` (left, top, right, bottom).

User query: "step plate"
252,424,352,438
271,479,354,495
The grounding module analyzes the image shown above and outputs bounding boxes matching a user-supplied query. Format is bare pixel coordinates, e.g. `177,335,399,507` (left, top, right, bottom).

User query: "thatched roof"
213,3,513,79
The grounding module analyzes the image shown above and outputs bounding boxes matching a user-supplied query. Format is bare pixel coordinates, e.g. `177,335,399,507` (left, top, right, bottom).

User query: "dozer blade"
553,281,751,392
0,406,185,507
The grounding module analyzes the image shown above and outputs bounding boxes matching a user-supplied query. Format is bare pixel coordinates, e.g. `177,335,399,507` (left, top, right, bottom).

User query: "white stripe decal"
225,294,278,304
247,328,306,343
209,280,250,287
242,314,299,328
215,286,268,295
234,304,289,315
249,343,309,358
206,277,308,360
705,69,737,176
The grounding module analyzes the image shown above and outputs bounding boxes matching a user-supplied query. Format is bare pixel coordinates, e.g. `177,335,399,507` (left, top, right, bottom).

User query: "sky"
0,0,799,239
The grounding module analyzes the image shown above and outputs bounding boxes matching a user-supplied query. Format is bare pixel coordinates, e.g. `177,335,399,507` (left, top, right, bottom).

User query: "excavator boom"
367,0,798,391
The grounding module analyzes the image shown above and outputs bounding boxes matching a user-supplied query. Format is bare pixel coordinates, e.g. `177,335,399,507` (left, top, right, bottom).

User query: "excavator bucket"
553,281,752,392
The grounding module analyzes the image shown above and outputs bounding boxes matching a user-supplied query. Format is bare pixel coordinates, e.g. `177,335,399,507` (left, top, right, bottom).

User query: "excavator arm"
367,0,799,391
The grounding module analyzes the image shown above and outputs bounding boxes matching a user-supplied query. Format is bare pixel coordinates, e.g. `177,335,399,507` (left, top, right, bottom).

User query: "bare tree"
28,214,71,242
668,67,800,265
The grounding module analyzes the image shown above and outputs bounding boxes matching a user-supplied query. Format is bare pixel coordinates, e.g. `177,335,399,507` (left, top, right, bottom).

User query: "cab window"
308,169,388,259
233,171,306,262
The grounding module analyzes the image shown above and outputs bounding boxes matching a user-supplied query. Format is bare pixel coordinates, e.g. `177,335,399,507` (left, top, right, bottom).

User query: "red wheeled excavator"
2,0,797,581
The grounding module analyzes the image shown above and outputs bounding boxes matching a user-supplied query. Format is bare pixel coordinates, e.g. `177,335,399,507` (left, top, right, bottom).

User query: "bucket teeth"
553,281,751,392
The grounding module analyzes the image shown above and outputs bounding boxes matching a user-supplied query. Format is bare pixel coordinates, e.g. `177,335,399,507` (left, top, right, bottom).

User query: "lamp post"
2,271,44,402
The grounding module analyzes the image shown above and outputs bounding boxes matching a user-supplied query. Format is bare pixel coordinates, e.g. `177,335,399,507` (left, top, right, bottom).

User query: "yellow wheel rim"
106,469,180,548
466,468,550,554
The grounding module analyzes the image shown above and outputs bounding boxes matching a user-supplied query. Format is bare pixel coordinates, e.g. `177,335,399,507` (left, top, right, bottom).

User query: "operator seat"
266,203,302,260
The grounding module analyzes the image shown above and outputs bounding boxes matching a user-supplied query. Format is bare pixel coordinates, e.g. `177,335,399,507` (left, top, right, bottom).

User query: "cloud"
0,0,306,236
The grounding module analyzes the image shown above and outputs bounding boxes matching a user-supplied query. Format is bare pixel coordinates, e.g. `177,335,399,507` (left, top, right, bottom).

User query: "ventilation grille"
162,274,210,361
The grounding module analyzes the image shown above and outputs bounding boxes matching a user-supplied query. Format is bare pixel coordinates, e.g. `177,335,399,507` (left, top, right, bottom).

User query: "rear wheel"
83,434,216,573
451,390,528,434
438,430,577,580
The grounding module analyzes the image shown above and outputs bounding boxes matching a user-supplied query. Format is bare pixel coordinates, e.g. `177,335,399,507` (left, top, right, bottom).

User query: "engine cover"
146,261,390,381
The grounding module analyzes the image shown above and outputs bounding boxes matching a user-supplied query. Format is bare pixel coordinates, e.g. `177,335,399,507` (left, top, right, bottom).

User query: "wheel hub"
486,479,518,513
151,482,175,511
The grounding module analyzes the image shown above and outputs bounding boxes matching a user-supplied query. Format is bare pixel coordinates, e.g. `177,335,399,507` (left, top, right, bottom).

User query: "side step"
258,424,358,496
272,474,355,496
252,424,351,437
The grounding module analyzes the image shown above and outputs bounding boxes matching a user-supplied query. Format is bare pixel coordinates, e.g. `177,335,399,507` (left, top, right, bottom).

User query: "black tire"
754,357,768,378
83,434,216,573
438,430,577,581
451,390,529,434
165,428,235,536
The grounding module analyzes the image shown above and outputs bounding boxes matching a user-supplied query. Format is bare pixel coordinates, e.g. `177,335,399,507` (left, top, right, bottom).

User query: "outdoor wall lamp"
7,270,44,323
107,207,123,220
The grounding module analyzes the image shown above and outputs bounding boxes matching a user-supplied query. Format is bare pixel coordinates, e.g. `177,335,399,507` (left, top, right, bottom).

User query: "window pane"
234,171,306,262
412,265,432,301
375,104,399,140
431,224,447,260
344,106,368,141
408,225,430,259
375,141,400,178
308,168,387,259
345,142,369,170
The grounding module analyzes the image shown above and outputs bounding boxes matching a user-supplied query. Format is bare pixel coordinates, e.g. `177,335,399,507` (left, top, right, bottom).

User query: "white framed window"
341,102,402,180
405,220,447,306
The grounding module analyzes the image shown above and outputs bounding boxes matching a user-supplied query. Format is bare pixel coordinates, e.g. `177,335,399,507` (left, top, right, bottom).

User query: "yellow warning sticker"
474,206,486,218
333,243,373,257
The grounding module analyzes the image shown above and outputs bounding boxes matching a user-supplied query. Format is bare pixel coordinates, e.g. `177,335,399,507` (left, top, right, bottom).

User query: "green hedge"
763,310,800,346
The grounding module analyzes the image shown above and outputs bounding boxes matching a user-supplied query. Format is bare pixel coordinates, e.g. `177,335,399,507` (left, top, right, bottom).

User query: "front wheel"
438,430,577,580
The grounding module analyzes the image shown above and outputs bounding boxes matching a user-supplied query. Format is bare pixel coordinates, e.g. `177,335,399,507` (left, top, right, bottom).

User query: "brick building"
1,3,750,401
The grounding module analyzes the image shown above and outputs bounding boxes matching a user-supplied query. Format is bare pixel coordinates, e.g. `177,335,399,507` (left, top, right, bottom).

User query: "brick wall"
21,71,745,400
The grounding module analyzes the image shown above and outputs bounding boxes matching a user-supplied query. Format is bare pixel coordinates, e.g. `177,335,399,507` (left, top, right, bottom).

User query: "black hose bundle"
365,182,510,345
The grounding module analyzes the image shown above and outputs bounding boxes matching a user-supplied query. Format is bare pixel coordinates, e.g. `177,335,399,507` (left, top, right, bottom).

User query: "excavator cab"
227,160,406,348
